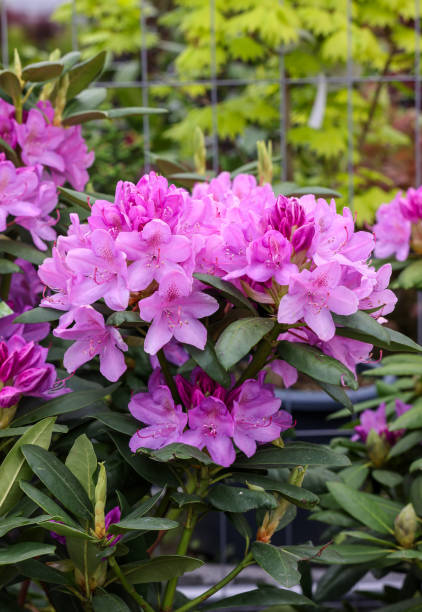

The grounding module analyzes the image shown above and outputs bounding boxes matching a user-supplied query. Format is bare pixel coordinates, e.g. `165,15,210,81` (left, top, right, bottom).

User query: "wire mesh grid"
0,0,421,552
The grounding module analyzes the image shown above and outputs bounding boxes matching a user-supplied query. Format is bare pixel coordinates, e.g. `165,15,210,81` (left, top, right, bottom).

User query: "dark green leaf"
119,555,203,584
410,457,422,473
235,442,350,468
20,481,79,527
17,558,71,585
208,484,277,512
0,135,20,165
397,260,422,289
13,382,120,426
94,412,138,436
146,442,212,465
215,318,274,370
339,464,369,489
310,510,357,527
0,70,20,100
58,186,91,209
282,185,342,198
194,273,256,314
201,585,314,609
385,328,422,353
0,239,46,265
41,520,93,540
234,474,319,509
123,491,163,521
0,542,55,565
65,435,97,501
327,482,401,534
375,598,422,612
60,51,81,72
0,418,55,515
108,517,178,534
317,381,354,411
0,424,67,438
67,52,107,100
0,515,51,538
318,544,391,564
389,402,422,431
0,259,21,274
372,470,403,487
314,565,368,603
22,61,63,81
277,341,358,390
186,341,231,388
252,542,300,588
92,593,131,612
22,445,93,519
62,110,108,126
13,307,61,324
106,106,168,119
170,492,203,507
332,310,390,345
106,311,142,326
227,513,252,543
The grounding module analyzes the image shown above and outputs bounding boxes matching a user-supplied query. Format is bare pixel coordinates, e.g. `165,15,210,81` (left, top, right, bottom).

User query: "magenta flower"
353,400,412,445
0,159,40,232
66,229,129,311
53,306,128,382
15,176,58,251
182,397,235,467
231,378,292,457
359,264,397,318
129,385,187,451
269,359,298,388
277,262,359,341
115,219,191,291
0,334,66,410
51,506,122,547
374,197,411,261
51,125,94,191
15,105,65,172
0,99,16,148
139,269,219,355
399,187,422,222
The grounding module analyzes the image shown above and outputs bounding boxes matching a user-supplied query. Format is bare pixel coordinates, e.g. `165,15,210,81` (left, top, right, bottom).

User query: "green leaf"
310,510,357,527
318,544,391,564
0,135,20,165
109,432,179,488
208,484,277,512
106,311,142,326
0,515,51,538
314,566,369,603
0,259,21,274
227,512,252,543
0,70,21,101
106,106,168,119
22,61,63,82
41,520,93,540
317,381,354,411
22,445,93,520
389,402,422,431
410,457,422,473
387,430,422,458
327,482,401,534
66,537,102,577
0,542,56,565
0,417,55,515
60,51,81,72
119,555,204,584
234,474,319,509
215,318,274,370
384,328,422,353
95,412,138,436
201,585,314,609
186,341,231,388
123,491,164,521
252,542,301,588
332,310,390,346
374,598,422,612
170,492,203,507
0,300,13,319
235,442,350,468
397,260,422,289
339,464,369,489
19,481,79,527
65,434,97,501
372,470,403,488
146,442,212,465
283,186,342,198
108,517,178,534
13,307,61,324
193,273,256,314
92,593,131,612
13,382,120,426
57,186,91,209
0,239,45,265
277,341,358,390
67,51,107,100
17,558,72,586
62,110,109,126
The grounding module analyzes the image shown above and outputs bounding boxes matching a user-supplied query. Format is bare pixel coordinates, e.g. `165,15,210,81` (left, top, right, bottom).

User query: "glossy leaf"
277,341,358,389
186,341,231,387
372,470,403,488
251,542,301,588
208,484,277,512
314,565,369,603
17,558,72,586
92,593,131,612
235,442,350,468
41,520,93,541
13,382,120,426
14,307,61,324
62,110,109,126
20,481,79,527
65,434,97,501
0,70,21,100
201,585,314,609
106,310,142,326
123,491,164,521
235,474,319,509
106,106,168,118
317,381,354,411
22,445,93,520
119,555,203,584
0,239,46,265
67,51,107,100
108,517,178,534
0,417,55,515
0,515,51,538
22,61,63,81
0,542,56,565
215,318,274,370
147,443,212,466
332,310,390,345
0,259,21,274
194,273,256,314
95,412,138,436
327,482,401,534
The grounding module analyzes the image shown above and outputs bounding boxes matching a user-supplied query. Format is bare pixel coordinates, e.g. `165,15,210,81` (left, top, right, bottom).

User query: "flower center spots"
202,423,217,438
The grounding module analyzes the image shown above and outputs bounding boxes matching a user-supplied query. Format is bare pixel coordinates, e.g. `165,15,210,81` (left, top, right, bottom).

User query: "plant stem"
173,552,254,612
109,556,155,612
157,349,183,405
235,322,281,388
161,506,197,612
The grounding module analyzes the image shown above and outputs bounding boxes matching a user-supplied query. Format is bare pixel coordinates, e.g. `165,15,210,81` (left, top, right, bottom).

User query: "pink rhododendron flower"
51,506,122,547
51,125,94,191
277,262,359,341
53,306,128,382
0,99,17,148
374,196,411,261
353,400,412,445
15,105,65,171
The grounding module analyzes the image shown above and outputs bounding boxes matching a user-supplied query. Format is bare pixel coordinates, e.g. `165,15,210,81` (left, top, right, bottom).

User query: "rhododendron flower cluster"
373,186,422,261
129,368,292,467
352,399,411,445
39,170,396,383
0,99,94,250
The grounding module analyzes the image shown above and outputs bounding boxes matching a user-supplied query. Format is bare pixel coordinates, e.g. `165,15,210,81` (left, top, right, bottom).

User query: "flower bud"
291,222,315,253
94,463,107,539
366,429,390,468
394,503,417,548
269,195,306,239
399,188,422,222
53,73,69,126
257,140,273,185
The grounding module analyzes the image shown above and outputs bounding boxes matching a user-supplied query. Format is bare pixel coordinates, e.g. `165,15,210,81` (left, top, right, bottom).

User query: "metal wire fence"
1,0,421,554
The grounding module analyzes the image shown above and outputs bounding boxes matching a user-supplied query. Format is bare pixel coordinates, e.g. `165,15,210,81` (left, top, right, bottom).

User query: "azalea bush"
1,134,422,612
302,357,422,609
